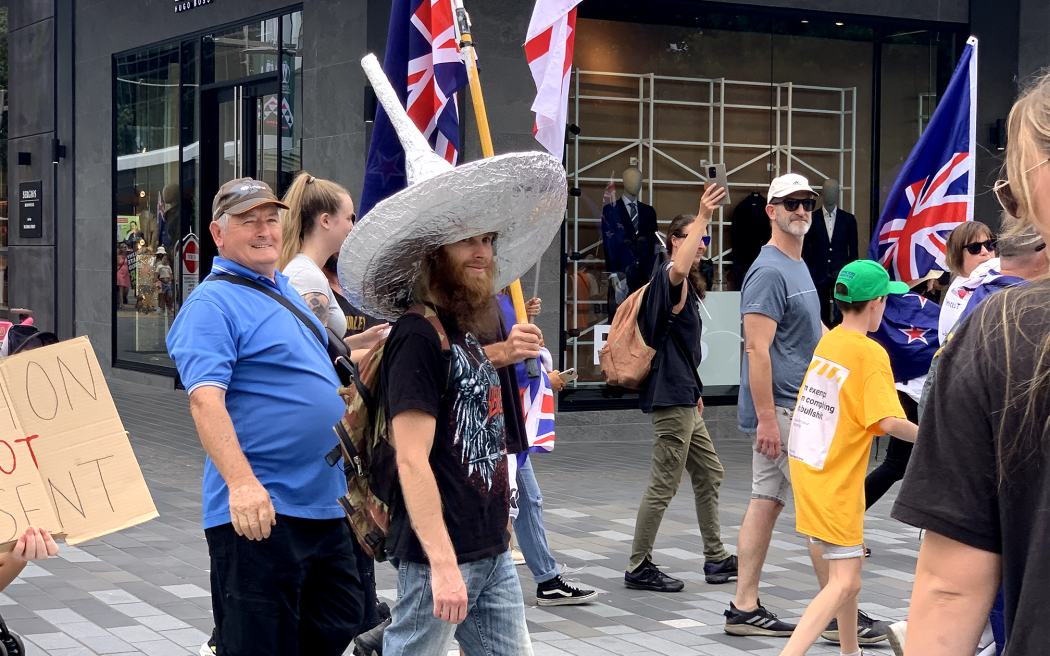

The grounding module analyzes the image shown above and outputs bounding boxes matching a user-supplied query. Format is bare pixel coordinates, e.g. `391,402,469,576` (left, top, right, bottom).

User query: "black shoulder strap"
208,273,325,346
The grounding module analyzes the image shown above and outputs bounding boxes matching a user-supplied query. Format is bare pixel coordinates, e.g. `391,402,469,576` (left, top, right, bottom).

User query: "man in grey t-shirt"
725,174,823,636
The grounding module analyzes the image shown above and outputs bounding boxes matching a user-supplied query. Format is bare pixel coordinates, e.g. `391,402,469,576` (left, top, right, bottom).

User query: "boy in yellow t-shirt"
779,260,918,656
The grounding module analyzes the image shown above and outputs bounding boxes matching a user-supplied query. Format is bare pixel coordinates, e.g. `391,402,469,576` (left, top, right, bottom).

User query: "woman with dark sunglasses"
624,184,739,594
937,221,997,345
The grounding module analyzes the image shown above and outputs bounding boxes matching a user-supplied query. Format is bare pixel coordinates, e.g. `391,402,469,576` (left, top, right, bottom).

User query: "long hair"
278,172,350,270
978,71,1050,480
944,221,993,278
667,213,708,299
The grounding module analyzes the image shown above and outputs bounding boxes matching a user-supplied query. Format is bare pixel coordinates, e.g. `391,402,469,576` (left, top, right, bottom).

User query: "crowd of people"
157,68,1050,656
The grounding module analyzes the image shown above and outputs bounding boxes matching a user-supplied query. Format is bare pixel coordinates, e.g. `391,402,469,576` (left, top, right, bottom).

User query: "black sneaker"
822,610,890,644
536,575,598,606
703,554,738,584
723,600,796,637
353,617,391,656
624,558,685,592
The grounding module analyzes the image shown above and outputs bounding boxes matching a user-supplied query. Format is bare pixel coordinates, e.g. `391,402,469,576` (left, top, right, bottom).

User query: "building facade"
2,0,1048,439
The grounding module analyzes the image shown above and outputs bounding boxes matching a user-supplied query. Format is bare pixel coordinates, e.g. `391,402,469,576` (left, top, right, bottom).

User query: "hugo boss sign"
19,182,42,239
174,0,213,13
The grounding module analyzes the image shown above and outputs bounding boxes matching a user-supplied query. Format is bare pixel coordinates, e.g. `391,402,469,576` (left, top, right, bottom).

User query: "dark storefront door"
199,77,280,278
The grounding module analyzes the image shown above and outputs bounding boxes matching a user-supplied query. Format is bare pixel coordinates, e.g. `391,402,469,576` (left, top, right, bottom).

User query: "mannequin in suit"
803,179,859,324
601,167,658,296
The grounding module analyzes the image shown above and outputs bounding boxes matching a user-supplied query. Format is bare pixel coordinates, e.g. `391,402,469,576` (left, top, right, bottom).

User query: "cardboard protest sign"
0,336,158,548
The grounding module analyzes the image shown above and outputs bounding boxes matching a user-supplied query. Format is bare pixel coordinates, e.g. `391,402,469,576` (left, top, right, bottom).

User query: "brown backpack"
598,282,686,390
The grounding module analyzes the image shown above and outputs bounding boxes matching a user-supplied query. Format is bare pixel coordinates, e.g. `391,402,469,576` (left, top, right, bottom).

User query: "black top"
801,207,859,286
332,287,384,337
891,283,1050,652
639,262,703,413
382,309,526,564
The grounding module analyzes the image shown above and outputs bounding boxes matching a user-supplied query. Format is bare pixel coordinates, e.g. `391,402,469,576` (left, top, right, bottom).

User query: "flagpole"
455,0,541,379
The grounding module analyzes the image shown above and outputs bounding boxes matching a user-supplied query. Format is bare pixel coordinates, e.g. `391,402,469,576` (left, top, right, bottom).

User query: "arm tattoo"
303,292,330,325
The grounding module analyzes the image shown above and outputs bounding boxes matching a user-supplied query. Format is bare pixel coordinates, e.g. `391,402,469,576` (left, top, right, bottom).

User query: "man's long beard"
429,249,499,338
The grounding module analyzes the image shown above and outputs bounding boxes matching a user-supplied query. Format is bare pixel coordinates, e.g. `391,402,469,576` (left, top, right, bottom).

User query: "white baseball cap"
766,173,817,203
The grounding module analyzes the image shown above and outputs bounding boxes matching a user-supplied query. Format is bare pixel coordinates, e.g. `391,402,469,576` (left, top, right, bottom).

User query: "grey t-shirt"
282,254,346,336
737,245,822,433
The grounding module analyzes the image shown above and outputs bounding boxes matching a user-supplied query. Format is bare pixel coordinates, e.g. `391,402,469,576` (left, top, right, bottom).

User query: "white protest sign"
788,356,851,470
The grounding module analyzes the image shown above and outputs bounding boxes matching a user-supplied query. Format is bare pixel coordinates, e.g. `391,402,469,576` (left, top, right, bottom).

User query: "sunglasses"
773,198,817,212
672,233,711,246
993,157,1050,217
963,239,996,256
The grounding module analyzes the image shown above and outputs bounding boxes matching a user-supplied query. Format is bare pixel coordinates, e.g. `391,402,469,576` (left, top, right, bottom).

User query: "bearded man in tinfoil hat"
339,55,566,656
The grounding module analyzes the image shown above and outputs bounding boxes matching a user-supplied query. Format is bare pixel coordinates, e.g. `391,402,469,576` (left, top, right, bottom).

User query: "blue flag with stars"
868,292,941,383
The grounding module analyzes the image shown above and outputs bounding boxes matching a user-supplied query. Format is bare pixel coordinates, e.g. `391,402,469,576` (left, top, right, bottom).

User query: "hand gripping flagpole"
454,0,541,380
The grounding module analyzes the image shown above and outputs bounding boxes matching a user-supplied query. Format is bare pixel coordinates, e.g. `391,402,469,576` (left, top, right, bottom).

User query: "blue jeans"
383,550,533,656
512,457,559,584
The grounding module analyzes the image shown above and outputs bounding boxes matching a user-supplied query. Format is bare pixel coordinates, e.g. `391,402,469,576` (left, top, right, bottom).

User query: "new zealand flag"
359,0,468,218
869,292,941,383
869,37,978,282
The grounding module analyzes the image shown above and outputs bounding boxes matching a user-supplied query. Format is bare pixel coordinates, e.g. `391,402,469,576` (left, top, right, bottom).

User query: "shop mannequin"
803,178,858,324
601,167,659,305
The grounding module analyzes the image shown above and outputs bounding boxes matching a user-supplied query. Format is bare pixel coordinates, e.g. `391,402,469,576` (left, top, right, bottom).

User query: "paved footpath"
7,378,920,655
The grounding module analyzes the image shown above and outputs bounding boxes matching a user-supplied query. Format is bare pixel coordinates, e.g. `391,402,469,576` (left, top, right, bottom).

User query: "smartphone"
559,367,579,383
705,163,731,206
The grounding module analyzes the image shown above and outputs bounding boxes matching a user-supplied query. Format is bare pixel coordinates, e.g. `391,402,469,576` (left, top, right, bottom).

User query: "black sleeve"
383,314,445,421
643,262,680,341
891,307,1002,553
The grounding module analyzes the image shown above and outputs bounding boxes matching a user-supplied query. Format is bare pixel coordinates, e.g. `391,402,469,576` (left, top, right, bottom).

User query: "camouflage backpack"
327,304,449,561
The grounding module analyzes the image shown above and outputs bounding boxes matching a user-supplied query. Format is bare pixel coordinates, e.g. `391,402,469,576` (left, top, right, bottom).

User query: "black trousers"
206,516,365,656
864,391,918,510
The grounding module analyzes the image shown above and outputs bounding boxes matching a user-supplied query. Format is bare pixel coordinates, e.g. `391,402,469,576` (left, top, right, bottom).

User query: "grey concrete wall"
6,0,57,333
1018,0,1050,85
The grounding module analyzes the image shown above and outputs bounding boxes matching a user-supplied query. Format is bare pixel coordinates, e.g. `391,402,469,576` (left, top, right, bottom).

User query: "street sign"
19,182,42,239
181,233,199,296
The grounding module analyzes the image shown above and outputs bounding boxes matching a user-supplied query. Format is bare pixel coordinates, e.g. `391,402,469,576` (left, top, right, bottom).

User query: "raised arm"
391,410,468,624
670,184,724,287
189,386,275,541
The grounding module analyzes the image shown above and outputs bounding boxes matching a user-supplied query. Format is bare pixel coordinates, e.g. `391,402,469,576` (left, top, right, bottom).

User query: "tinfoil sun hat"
338,54,568,321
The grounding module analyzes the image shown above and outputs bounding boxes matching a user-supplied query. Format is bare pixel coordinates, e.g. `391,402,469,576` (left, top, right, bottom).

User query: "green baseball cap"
834,260,909,302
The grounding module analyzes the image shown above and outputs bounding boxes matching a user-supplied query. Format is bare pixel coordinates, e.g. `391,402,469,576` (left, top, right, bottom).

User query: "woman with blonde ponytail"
889,72,1050,655
280,172,387,359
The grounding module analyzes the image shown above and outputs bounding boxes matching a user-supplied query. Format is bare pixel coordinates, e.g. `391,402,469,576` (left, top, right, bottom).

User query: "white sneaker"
887,620,907,656
512,548,526,566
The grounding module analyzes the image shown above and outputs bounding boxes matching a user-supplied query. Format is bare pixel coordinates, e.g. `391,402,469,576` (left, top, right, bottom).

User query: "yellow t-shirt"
788,327,905,547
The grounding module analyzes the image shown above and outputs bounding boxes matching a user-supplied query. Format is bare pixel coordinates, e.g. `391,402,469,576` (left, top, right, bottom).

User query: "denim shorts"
809,536,865,560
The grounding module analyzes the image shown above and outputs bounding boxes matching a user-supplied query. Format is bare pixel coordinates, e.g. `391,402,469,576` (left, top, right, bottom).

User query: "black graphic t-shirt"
332,288,384,337
382,310,524,564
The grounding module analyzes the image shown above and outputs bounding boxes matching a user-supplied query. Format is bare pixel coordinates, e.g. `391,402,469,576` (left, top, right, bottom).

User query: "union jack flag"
498,295,556,463
359,0,468,217
869,37,978,282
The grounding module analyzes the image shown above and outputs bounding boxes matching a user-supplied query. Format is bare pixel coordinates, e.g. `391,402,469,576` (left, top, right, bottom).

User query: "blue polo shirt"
166,257,346,529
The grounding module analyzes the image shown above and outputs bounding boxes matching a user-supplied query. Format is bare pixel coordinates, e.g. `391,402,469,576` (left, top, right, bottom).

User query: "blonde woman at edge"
888,72,1050,654
279,172,387,362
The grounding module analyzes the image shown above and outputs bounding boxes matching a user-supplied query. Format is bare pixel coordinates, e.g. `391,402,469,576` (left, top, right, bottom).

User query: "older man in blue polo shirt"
167,178,363,656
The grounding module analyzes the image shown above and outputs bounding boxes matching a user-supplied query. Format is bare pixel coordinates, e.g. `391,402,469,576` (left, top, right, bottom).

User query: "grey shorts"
809,536,865,560
747,405,793,505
